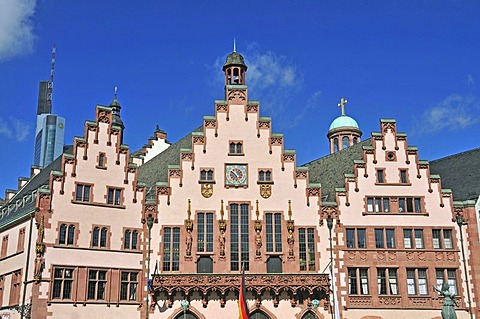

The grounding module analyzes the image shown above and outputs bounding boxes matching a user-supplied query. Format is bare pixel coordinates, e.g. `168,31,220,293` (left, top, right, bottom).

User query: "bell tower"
222,42,248,86
327,97,362,154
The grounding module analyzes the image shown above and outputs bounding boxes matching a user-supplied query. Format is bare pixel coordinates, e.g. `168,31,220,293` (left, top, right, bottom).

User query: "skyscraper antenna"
47,45,56,109
233,38,236,53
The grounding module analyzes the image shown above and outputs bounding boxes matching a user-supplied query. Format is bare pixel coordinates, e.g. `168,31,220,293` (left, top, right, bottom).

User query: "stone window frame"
298,227,317,272
257,168,273,184
228,140,244,156
374,228,396,249
376,168,386,184
265,212,283,253
403,228,425,249
435,268,458,295
56,222,80,247
432,228,454,250
348,267,370,295
122,228,141,250
196,212,214,254
228,202,251,271
17,227,26,253
90,225,111,249
74,182,94,203
399,168,409,184
406,268,429,295
119,270,140,302
9,269,22,306
87,268,109,301
162,226,181,272
51,267,75,300
377,267,399,295
1,235,8,258
346,228,367,249
96,152,107,170
199,168,215,183
106,186,124,206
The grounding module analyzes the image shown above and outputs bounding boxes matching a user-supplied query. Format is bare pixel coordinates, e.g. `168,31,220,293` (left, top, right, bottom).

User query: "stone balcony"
151,273,330,308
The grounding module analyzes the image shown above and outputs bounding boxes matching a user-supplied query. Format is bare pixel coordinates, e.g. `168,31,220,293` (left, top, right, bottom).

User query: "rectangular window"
162,227,180,271
357,229,366,248
230,204,250,271
87,270,107,300
375,229,384,248
348,268,369,295
433,229,442,249
399,197,422,213
75,184,91,202
9,270,21,306
386,229,395,248
299,228,315,271
377,169,385,183
120,271,138,301
346,228,366,248
258,169,272,182
1,235,8,258
377,268,398,295
197,212,214,253
366,197,390,213
436,269,458,295
52,268,74,299
346,228,355,248
266,213,282,252
415,229,424,248
400,170,408,183
107,188,122,205
229,141,243,155
403,229,412,249
407,268,428,295
17,228,26,252
444,230,453,249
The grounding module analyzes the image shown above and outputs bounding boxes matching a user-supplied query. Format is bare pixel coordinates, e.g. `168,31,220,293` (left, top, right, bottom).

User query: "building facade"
0,50,479,319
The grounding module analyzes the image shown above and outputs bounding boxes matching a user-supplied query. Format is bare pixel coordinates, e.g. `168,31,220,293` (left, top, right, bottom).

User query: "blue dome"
329,115,359,131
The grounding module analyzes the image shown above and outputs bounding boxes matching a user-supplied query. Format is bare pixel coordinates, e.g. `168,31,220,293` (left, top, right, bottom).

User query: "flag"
331,265,341,319
238,268,249,319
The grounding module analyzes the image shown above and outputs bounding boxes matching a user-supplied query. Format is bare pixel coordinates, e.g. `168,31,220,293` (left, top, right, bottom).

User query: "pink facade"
0,50,479,319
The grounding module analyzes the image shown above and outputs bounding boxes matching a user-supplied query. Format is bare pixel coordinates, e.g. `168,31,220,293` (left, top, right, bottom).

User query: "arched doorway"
173,311,199,319
301,311,318,319
250,309,270,319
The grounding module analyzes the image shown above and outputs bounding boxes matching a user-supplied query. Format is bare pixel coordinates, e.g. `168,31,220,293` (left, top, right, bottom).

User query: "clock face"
225,164,248,186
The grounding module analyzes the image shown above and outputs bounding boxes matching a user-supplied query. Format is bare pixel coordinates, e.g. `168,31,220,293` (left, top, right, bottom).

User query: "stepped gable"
430,147,480,201
302,138,372,201
0,154,66,228
137,126,203,186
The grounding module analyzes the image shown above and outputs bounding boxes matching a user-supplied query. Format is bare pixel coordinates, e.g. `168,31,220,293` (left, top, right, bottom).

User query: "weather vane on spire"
114,86,118,99
233,38,236,53
338,97,348,116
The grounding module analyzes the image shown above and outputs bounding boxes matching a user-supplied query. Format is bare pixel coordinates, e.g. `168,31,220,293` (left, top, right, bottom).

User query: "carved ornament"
260,184,271,199
201,184,213,198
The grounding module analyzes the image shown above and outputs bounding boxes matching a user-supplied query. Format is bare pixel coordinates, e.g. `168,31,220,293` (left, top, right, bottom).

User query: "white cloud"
0,0,36,61
0,117,31,141
413,95,480,134
466,74,475,89
286,91,322,129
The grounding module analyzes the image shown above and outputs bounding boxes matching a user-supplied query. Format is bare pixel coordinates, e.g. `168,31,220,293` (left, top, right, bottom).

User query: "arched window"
92,227,100,247
124,230,131,249
301,311,319,319
353,136,358,144
132,230,138,249
100,227,108,247
98,153,105,167
333,138,339,152
173,311,199,319
67,225,75,245
250,310,270,319
342,136,350,149
59,224,67,244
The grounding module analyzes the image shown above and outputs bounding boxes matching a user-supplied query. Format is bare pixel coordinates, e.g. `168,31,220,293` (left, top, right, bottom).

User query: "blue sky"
0,1,479,195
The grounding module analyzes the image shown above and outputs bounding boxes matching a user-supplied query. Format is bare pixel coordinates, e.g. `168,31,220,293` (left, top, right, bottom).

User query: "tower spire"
233,38,236,53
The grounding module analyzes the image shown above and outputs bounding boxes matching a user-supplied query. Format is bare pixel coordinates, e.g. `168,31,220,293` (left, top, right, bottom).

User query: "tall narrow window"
266,213,282,252
120,271,138,301
346,228,355,248
230,204,250,271
100,227,108,247
87,270,107,300
124,230,131,249
436,269,458,295
75,184,91,202
353,137,358,144
67,225,75,245
107,188,122,205
432,229,442,249
299,228,315,271
17,228,25,252
403,229,413,248
400,170,408,183
346,228,367,248
375,229,384,248
52,268,74,299
378,268,398,295
92,227,100,247
162,227,180,271
98,153,105,168
414,229,424,248
59,224,67,244
197,212,214,253
132,230,138,249
407,269,428,295
1,235,8,258
443,230,453,249
333,138,339,152
342,136,350,149
357,228,366,248
386,229,395,248
377,169,385,183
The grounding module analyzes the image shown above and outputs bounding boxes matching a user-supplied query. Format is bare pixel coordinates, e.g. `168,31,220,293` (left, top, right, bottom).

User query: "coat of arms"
260,184,271,198
201,184,213,198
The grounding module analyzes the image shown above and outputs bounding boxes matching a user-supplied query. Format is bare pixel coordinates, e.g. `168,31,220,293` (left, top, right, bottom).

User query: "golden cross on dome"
338,97,348,116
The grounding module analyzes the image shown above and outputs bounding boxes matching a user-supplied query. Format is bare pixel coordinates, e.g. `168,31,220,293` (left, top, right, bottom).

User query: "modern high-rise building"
33,48,65,168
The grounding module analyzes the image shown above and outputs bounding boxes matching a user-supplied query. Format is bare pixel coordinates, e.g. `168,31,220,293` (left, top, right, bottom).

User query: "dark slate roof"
223,52,247,70
429,148,480,201
0,155,64,229
301,139,372,201
137,126,203,187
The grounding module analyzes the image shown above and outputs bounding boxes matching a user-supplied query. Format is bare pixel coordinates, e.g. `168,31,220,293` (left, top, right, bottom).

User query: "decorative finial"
156,124,160,131
220,200,224,220
114,86,118,99
256,200,260,220
338,97,347,116
187,199,191,220
233,38,236,53
288,200,292,220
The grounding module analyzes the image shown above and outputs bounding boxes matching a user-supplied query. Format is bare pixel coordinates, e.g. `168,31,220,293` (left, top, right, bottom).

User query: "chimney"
18,177,29,190
5,189,17,201
31,165,42,178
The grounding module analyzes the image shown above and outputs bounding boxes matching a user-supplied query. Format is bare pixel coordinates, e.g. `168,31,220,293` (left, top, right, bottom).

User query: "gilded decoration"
218,200,227,259
260,184,271,199
287,201,295,260
254,201,262,259
201,184,213,198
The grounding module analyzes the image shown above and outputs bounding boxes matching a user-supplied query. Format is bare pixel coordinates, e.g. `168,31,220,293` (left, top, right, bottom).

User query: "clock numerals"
226,164,247,186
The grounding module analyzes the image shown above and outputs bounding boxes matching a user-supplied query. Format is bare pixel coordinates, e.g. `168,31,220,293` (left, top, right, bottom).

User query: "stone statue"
218,231,226,258
185,231,193,257
287,232,295,257
255,230,262,257
433,283,458,319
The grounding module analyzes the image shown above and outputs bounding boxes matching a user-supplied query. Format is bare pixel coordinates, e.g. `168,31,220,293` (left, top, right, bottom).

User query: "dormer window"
229,141,243,155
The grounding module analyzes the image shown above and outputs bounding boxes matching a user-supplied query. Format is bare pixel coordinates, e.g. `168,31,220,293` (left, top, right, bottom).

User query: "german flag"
238,268,249,319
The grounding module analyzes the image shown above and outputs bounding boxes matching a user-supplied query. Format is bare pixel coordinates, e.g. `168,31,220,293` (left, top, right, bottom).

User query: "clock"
225,164,248,187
